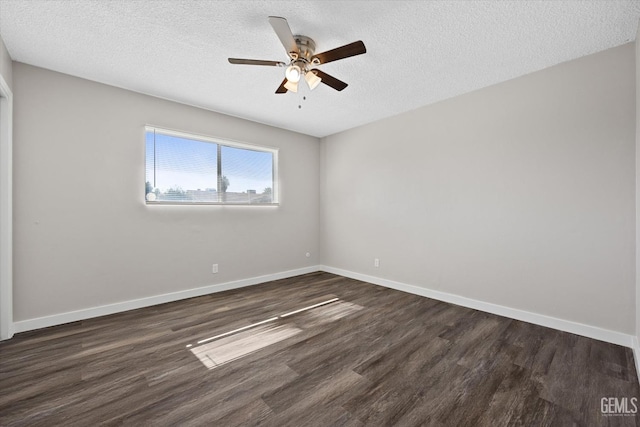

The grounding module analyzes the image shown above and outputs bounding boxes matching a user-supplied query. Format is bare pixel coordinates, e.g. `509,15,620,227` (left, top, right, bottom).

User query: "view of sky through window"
145,129,275,204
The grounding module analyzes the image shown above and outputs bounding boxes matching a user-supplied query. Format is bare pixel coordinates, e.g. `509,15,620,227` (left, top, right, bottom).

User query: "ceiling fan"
228,16,367,94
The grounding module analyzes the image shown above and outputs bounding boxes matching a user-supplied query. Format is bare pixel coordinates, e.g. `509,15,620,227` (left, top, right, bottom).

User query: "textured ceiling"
0,0,639,137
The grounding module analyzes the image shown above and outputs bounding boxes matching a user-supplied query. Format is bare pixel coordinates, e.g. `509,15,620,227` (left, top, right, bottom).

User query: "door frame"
0,74,13,340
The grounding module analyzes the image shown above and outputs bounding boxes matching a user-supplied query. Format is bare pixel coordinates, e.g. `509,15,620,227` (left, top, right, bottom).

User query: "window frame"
145,125,279,206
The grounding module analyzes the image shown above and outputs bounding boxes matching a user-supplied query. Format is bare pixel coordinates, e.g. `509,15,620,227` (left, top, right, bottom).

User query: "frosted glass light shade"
285,65,301,83
284,79,298,93
305,70,321,90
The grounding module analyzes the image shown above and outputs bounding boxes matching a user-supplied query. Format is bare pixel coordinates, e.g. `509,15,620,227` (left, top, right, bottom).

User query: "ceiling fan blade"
313,41,366,65
228,58,286,67
268,16,298,56
275,78,288,94
312,69,348,91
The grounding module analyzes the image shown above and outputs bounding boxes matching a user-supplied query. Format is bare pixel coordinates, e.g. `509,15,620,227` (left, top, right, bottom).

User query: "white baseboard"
13,266,321,334
320,265,635,349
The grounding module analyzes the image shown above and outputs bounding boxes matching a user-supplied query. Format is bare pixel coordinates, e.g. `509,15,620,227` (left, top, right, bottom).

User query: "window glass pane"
146,131,218,202
145,131,155,198
221,145,273,204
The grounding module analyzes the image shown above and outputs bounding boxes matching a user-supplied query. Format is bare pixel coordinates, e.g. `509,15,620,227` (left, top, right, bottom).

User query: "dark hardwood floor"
1,272,638,426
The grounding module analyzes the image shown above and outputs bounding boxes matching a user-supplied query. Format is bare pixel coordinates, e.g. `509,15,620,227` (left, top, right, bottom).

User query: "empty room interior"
2,1,640,425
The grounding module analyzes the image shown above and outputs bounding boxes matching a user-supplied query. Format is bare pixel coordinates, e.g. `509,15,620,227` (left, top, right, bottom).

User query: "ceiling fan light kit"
304,70,322,90
285,64,302,83
284,79,298,93
228,16,367,94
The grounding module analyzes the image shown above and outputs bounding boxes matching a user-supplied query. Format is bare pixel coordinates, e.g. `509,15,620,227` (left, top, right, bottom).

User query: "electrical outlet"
212,264,218,274
374,258,380,268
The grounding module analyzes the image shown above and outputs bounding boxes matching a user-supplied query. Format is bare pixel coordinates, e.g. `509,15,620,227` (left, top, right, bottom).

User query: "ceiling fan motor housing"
292,35,316,65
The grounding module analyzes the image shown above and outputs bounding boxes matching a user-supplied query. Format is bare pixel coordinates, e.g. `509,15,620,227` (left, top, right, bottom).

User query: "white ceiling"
0,1,639,138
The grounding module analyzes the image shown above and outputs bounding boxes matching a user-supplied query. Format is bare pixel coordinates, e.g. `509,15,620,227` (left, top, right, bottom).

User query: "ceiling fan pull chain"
298,95,307,110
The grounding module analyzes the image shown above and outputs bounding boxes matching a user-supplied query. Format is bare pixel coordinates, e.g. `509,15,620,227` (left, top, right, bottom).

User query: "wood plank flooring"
1,272,638,426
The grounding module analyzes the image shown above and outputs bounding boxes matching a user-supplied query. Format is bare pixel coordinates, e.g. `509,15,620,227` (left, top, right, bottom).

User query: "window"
145,126,278,205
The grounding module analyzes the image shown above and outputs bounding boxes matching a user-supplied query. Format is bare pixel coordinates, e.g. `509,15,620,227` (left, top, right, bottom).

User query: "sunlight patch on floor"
190,324,301,369
188,298,364,370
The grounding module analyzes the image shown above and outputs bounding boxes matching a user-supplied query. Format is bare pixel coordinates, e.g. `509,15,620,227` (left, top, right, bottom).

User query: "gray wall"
12,63,320,321
0,36,11,90
321,43,636,334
